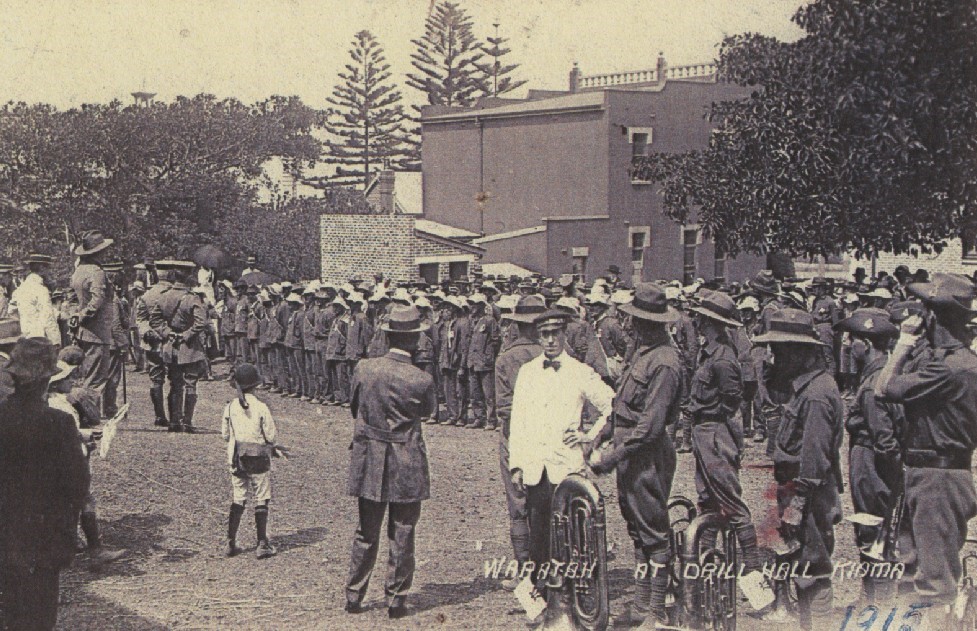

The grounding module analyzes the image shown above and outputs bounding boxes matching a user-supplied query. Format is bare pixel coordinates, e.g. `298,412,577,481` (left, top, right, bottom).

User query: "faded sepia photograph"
0,0,975,629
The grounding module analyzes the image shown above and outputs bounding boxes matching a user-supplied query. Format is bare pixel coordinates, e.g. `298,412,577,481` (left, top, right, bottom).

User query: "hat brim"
906,282,977,314
834,316,898,337
689,306,742,328
380,323,429,333
619,302,679,322
73,238,114,256
49,363,76,383
507,311,546,323
752,331,826,346
749,282,779,295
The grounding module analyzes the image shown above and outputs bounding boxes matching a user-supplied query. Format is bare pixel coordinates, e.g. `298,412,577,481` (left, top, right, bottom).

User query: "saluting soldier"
687,292,766,585
344,306,436,620
69,232,116,412
836,308,903,604
150,260,207,433
878,274,977,622
753,308,844,630
589,283,684,628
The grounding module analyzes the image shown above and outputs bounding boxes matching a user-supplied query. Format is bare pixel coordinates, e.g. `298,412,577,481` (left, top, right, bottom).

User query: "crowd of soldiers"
3,230,977,630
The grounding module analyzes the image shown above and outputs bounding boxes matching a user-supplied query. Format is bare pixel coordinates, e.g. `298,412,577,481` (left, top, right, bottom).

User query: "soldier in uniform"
441,298,470,425
748,270,786,451
346,294,371,395
233,281,252,364
753,308,844,630
665,286,698,453
314,287,334,404
687,292,765,582
584,292,628,388
878,273,977,620
101,261,129,419
301,286,321,402
589,283,684,627
69,231,116,413
137,261,174,427
256,290,276,390
326,297,351,406
283,292,305,398
732,295,760,438
128,281,147,372
836,308,903,604
466,294,501,430
150,260,207,433
494,294,545,578
344,306,436,620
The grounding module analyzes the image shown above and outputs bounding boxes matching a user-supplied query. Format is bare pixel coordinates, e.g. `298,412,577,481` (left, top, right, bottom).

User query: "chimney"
379,169,395,214
568,62,581,93
656,52,667,85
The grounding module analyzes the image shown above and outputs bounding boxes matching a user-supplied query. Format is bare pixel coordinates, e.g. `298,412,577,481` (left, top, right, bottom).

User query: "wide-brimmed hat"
468,293,488,305
737,295,760,312
130,281,146,293
619,283,679,322
231,363,261,390
102,261,124,274
752,309,826,345
0,318,22,345
0,262,13,274
607,265,621,275
24,253,54,266
835,308,898,338
610,289,633,305
888,300,927,323
73,231,115,256
381,306,429,333
49,361,76,384
690,291,742,328
4,337,59,382
906,273,976,314
507,295,548,323
155,259,195,271
749,270,780,295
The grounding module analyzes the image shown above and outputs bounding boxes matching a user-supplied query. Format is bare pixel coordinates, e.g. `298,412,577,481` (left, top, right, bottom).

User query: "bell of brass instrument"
549,473,609,631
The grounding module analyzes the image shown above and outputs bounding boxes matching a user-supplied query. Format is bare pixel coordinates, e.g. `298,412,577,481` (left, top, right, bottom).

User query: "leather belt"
359,422,415,444
905,449,972,470
850,436,874,449
691,414,727,426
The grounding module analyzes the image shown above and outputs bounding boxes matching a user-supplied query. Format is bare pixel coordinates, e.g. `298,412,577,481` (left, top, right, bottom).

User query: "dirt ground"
56,367,876,630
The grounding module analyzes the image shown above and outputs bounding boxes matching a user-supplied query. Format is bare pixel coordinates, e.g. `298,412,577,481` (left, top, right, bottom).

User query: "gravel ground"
56,367,878,630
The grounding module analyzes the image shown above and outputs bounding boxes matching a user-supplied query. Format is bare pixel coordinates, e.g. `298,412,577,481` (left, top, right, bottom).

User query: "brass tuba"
549,473,610,631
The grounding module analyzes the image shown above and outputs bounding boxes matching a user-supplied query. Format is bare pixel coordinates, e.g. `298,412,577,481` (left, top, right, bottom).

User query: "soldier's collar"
791,368,825,395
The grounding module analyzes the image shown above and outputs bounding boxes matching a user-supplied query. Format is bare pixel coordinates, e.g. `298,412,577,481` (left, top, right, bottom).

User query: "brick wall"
853,239,977,277
320,214,414,284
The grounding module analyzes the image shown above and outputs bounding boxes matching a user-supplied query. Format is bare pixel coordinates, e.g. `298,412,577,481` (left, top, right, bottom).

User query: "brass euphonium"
549,473,610,631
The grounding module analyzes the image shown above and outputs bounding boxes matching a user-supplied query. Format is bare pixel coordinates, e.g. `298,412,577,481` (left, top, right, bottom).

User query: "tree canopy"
324,30,411,187
475,23,527,98
634,0,977,260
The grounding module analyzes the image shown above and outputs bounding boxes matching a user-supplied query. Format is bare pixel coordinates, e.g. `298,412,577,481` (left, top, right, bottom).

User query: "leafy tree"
404,1,488,167
0,94,322,283
633,0,977,260
324,30,411,187
476,23,527,97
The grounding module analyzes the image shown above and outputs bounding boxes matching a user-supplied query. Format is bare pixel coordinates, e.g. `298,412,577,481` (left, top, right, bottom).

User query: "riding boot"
167,389,183,432
627,546,651,626
150,386,168,426
646,548,670,625
183,393,197,433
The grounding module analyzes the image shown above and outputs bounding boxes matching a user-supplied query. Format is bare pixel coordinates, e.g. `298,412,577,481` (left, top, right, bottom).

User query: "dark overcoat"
347,351,435,503
0,393,90,570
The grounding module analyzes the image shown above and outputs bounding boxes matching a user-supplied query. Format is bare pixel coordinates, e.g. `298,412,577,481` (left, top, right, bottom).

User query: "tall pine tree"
324,30,409,187
476,22,526,97
403,1,487,168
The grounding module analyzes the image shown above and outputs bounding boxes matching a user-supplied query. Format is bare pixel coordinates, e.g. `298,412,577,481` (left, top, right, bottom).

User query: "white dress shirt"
509,351,615,486
221,394,278,466
10,273,59,345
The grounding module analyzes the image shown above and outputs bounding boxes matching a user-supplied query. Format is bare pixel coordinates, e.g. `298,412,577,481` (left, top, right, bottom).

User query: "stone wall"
320,214,414,284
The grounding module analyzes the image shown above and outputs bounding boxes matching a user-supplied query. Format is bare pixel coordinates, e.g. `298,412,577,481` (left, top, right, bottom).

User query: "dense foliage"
633,0,977,260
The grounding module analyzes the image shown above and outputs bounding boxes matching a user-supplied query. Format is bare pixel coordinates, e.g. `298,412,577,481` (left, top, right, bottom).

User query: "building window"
682,226,701,285
628,226,651,284
629,127,654,184
714,244,727,283
419,263,439,285
448,261,468,280
571,246,590,283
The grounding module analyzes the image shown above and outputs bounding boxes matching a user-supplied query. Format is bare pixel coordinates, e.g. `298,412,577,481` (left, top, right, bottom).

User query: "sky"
0,0,806,110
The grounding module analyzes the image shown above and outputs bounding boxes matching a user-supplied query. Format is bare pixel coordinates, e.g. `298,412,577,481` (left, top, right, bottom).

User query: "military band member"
494,294,545,574
878,273,977,620
687,292,765,580
836,308,903,604
753,308,844,631
509,307,614,615
590,283,684,627
345,306,436,620
150,260,207,433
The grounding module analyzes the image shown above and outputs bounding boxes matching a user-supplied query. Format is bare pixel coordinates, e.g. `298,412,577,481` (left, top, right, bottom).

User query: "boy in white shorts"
222,363,280,559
